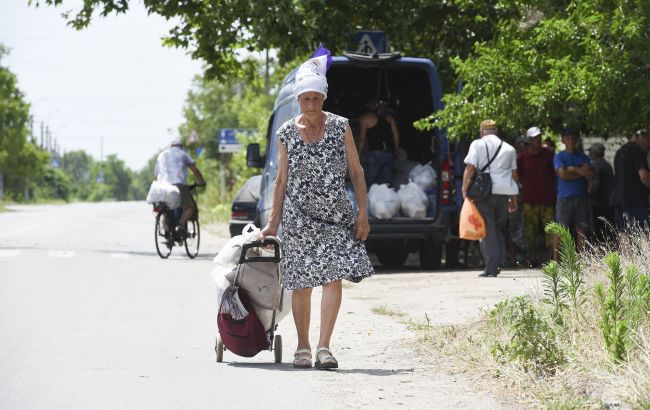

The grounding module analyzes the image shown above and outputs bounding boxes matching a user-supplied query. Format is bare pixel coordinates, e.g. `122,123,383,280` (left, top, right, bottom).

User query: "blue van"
246,52,456,268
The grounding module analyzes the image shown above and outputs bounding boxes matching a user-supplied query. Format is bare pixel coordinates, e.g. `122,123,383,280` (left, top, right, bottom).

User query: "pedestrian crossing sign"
352,31,388,54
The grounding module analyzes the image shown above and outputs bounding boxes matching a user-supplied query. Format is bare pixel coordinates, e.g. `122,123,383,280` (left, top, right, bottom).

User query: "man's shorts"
556,196,592,233
175,184,194,208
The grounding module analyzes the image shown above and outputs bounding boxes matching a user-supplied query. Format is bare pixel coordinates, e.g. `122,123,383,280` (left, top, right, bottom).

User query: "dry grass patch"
413,223,650,409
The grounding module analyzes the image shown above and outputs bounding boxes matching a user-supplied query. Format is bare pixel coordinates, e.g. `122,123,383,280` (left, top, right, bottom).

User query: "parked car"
246,52,458,268
229,174,262,237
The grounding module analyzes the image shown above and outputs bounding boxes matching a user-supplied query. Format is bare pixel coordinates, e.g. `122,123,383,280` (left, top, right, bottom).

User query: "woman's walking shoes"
315,347,338,370
293,348,312,368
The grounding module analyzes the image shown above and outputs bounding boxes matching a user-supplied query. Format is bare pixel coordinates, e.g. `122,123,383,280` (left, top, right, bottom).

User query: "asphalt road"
1,201,542,409
0,201,321,409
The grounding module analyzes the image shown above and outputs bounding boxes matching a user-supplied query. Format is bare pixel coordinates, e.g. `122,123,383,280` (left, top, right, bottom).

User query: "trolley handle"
239,237,281,264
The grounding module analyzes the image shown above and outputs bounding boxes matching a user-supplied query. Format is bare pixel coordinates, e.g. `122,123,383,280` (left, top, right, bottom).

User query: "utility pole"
40,122,44,149
264,49,270,94
100,136,104,161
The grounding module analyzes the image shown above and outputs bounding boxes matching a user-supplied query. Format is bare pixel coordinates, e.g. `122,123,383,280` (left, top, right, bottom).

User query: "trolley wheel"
273,334,282,364
215,338,224,363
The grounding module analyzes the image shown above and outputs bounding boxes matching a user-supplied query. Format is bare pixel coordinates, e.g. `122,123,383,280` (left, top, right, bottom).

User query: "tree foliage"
418,0,650,138
0,44,50,199
33,0,522,91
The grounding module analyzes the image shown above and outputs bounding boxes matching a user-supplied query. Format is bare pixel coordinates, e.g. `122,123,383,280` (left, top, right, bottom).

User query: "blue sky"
0,0,203,170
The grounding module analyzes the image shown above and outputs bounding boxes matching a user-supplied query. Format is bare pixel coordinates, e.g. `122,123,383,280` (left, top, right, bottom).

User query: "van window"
267,98,300,172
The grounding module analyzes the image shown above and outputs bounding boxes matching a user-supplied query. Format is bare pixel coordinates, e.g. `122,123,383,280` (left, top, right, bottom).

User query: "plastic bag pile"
367,163,437,219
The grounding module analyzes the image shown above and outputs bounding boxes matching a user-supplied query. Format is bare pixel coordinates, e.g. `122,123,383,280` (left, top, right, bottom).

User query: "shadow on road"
226,362,415,376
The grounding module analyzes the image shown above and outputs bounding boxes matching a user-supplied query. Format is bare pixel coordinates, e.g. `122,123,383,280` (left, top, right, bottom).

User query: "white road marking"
0,223,45,238
0,249,21,258
48,251,75,258
109,253,130,259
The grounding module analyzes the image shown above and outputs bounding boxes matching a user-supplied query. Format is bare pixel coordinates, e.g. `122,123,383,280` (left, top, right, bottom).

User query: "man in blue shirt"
553,129,593,257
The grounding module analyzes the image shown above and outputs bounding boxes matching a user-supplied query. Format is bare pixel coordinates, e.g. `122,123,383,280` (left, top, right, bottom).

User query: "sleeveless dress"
277,112,374,290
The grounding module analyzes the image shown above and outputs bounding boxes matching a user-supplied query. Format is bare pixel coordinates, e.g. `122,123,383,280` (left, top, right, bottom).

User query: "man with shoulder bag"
462,119,519,277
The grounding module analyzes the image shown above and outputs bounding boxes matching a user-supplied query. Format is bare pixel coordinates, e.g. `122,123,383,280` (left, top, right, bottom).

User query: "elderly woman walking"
261,48,374,369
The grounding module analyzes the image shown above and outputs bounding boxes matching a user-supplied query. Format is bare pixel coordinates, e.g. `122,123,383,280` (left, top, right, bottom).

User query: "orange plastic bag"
459,199,486,240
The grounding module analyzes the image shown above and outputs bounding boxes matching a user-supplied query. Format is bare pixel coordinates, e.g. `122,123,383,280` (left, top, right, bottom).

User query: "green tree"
0,44,49,200
61,150,94,199
34,0,522,91
96,154,133,200
418,0,650,138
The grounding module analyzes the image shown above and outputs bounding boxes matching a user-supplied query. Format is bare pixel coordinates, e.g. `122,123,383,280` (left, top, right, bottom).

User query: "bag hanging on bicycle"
467,140,503,201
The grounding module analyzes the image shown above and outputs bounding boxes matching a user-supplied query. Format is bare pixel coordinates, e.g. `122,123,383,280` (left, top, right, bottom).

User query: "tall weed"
545,222,586,315
595,252,628,362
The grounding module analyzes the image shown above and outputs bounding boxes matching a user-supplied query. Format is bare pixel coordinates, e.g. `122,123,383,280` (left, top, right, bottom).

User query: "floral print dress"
277,112,374,290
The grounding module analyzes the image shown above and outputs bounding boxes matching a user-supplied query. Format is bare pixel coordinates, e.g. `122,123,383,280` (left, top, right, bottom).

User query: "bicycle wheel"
155,213,172,259
184,218,200,258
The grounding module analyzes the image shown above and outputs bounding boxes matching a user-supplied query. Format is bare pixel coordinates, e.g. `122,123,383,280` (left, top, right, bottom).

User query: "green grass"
371,305,407,318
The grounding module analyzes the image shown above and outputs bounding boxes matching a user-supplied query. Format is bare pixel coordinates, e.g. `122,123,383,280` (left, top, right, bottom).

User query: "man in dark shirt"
517,126,556,266
587,143,615,242
611,129,650,232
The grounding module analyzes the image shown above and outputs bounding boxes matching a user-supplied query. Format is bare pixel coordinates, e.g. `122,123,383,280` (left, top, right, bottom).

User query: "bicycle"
152,183,202,259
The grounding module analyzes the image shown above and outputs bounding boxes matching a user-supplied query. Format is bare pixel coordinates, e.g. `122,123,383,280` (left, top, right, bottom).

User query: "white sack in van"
146,180,181,208
398,182,428,218
368,184,400,219
408,164,437,191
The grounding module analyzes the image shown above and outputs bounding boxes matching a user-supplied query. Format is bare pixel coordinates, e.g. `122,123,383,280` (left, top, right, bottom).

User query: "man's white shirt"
464,134,519,195
154,146,195,185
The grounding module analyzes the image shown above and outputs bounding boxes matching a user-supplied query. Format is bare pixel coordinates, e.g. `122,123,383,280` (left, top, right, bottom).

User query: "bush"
490,296,565,375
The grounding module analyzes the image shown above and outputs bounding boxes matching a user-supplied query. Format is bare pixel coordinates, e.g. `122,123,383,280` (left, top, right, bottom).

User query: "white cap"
293,55,328,100
170,137,182,146
526,126,542,139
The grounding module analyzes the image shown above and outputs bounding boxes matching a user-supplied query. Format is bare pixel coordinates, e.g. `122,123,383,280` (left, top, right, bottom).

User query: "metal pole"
220,153,226,202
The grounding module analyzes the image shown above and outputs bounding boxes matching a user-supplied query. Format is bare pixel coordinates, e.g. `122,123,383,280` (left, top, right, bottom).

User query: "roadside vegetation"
416,223,650,408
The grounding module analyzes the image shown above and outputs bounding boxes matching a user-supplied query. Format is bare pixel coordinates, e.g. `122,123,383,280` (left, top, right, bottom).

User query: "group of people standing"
463,120,650,277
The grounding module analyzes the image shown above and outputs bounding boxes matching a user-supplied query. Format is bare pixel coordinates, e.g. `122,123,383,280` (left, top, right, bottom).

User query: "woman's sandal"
293,348,312,369
315,347,338,370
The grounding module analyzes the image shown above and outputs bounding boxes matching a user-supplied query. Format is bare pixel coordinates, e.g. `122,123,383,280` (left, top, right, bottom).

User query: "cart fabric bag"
459,199,486,240
217,285,269,357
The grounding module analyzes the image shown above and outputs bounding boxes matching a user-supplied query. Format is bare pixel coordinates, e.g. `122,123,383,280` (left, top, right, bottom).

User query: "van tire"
419,240,442,270
377,246,409,268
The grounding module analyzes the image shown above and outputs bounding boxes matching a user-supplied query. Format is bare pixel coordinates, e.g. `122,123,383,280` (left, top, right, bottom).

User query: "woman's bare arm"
261,142,289,237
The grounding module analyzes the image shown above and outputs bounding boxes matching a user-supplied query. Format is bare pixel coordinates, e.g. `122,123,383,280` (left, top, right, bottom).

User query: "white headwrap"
293,54,328,100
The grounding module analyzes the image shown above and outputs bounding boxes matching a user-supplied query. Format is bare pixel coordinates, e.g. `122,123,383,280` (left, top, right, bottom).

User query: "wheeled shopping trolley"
215,236,286,363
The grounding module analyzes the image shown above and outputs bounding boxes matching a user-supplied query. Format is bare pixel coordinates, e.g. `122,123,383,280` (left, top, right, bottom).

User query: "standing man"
154,137,207,237
587,143,615,242
553,128,593,256
517,126,556,267
462,119,519,278
611,129,650,233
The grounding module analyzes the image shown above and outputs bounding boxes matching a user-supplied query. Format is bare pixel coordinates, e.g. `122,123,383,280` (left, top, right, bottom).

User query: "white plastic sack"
213,223,262,268
408,164,437,191
146,180,181,208
398,182,428,218
368,184,400,219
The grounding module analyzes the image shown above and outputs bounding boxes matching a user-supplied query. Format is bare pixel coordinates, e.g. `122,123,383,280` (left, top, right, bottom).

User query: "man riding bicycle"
154,137,206,237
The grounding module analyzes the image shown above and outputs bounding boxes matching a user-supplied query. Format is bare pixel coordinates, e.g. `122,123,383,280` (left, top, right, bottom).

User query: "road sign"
353,30,388,54
216,128,255,153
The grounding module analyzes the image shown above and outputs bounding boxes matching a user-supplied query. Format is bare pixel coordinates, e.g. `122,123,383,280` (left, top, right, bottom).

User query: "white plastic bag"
146,180,181,208
368,184,400,219
408,164,437,191
398,182,428,218
213,223,261,268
